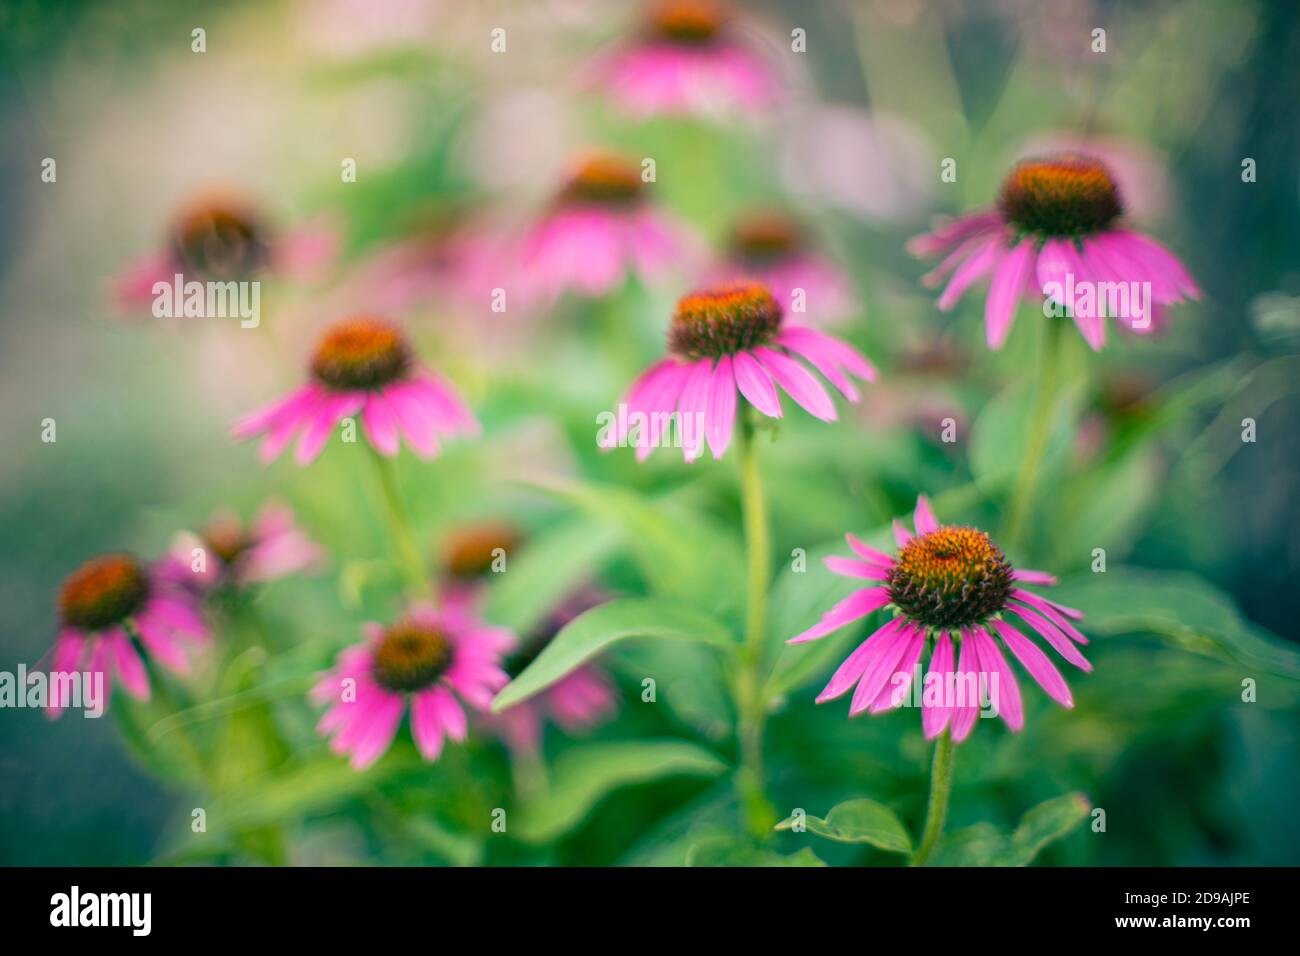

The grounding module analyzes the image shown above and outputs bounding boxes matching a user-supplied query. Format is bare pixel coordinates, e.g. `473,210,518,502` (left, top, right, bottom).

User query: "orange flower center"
171,199,267,280
59,553,150,632
442,523,521,580
310,317,411,391
668,281,783,360
729,210,802,263
562,154,645,205
372,622,452,693
887,527,1014,630
997,155,1123,238
203,515,249,565
651,0,726,44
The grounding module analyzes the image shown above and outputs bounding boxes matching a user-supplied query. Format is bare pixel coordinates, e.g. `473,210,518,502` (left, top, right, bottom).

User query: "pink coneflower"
790,495,1090,742
909,154,1199,349
709,209,855,324
603,281,876,461
47,553,209,715
310,602,511,770
515,152,693,305
585,0,780,117
163,502,325,593
114,190,338,311
232,316,478,465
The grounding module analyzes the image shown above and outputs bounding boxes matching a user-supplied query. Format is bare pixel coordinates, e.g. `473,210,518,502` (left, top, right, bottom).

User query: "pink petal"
755,348,836,421
985,239,1035,349
970,627,1022,732
921,631,955,739
788,587,891,644
705,355,737,459
992,619,1073,708
912,494,939,535
731,349,782,418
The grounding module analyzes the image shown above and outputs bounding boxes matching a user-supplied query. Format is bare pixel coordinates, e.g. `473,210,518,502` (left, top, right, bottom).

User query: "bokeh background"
1,0,1298,866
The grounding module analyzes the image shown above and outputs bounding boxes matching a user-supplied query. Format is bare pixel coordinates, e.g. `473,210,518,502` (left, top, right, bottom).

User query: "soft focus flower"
47,553,209,716
232,316,478,465
790,496,1090,742
114,189,339,312
909,154,1199,350
310,602,512,770
707,208,856,323
514,151,694,305
436,523,618,753
603,281,876,462
584,0,780,118
162,502,324,594
778,106,935,224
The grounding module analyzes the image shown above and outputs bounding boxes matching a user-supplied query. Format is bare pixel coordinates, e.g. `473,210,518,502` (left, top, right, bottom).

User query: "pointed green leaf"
493,598,736,712
776,798,913,854
514,740,727,843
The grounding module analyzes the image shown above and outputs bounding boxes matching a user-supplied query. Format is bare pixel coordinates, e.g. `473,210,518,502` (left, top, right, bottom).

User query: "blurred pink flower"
47,553,209,716
232,316,478,465
513,151,696,306
705,208,856,324
310,601,512,770
791,495,1090,742
778,106,936,224
909,154,1199,350
161,502,325,594
113,189,339,314
584,0,780,118
603,281,876,462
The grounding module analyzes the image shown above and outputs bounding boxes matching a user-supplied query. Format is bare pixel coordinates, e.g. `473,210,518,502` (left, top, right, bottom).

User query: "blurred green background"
1,0,1298,866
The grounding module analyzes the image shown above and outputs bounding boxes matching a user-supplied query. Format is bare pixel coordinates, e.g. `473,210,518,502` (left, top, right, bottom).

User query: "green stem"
369,449,431,599
1004,315,1064,552
735,408,776,838
910,730,956,866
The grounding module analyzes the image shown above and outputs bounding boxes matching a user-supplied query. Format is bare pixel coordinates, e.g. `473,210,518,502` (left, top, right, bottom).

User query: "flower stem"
368,449,431,599
735,407,777,838
1004,314,1064,552
910,729,956,866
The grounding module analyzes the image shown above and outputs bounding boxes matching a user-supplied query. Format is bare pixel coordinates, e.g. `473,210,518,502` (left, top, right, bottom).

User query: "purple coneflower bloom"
584,0,779,118
232,316,477,465
47,553,209,715
310,602,511,770
909,154,1199,350
162,503,324,593
604,281,875,462
515,151,694,305
114,189,337,312
708,209,855,324
791,496,1091,742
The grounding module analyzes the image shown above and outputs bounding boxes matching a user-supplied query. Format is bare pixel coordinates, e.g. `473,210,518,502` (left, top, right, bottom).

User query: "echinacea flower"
602,281,876,461
909,154,1199,350
162,502,324,594
232,316,478,465
47,553,209,715
310,602,511,769
709,209,855,323
114,190,338,312
514,152,694,305
585,0,780,118
436,523,618,753
790,496,1090,742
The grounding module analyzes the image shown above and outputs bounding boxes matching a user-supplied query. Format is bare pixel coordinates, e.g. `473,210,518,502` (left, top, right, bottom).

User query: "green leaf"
776,798,913,854
931,791,1090,866
482,516,621,635
493,598,736,712
1051,567,1300,679
686,836,826,867
526,477,744,615
514,740,727,844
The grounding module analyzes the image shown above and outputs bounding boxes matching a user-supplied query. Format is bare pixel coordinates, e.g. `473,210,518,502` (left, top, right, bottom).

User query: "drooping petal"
848,623,914,716
705,355,737,459
788,587,891,644
969,627,1022,732
824,555,889,580
870,625,926,713
1008,605,1092,672
753,347,837,422
676,359,714,462
992,619,1073,708
985,239,1035,349
948,630,982,742
921,631,955,739
815,618,905,702
731,349,782,418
